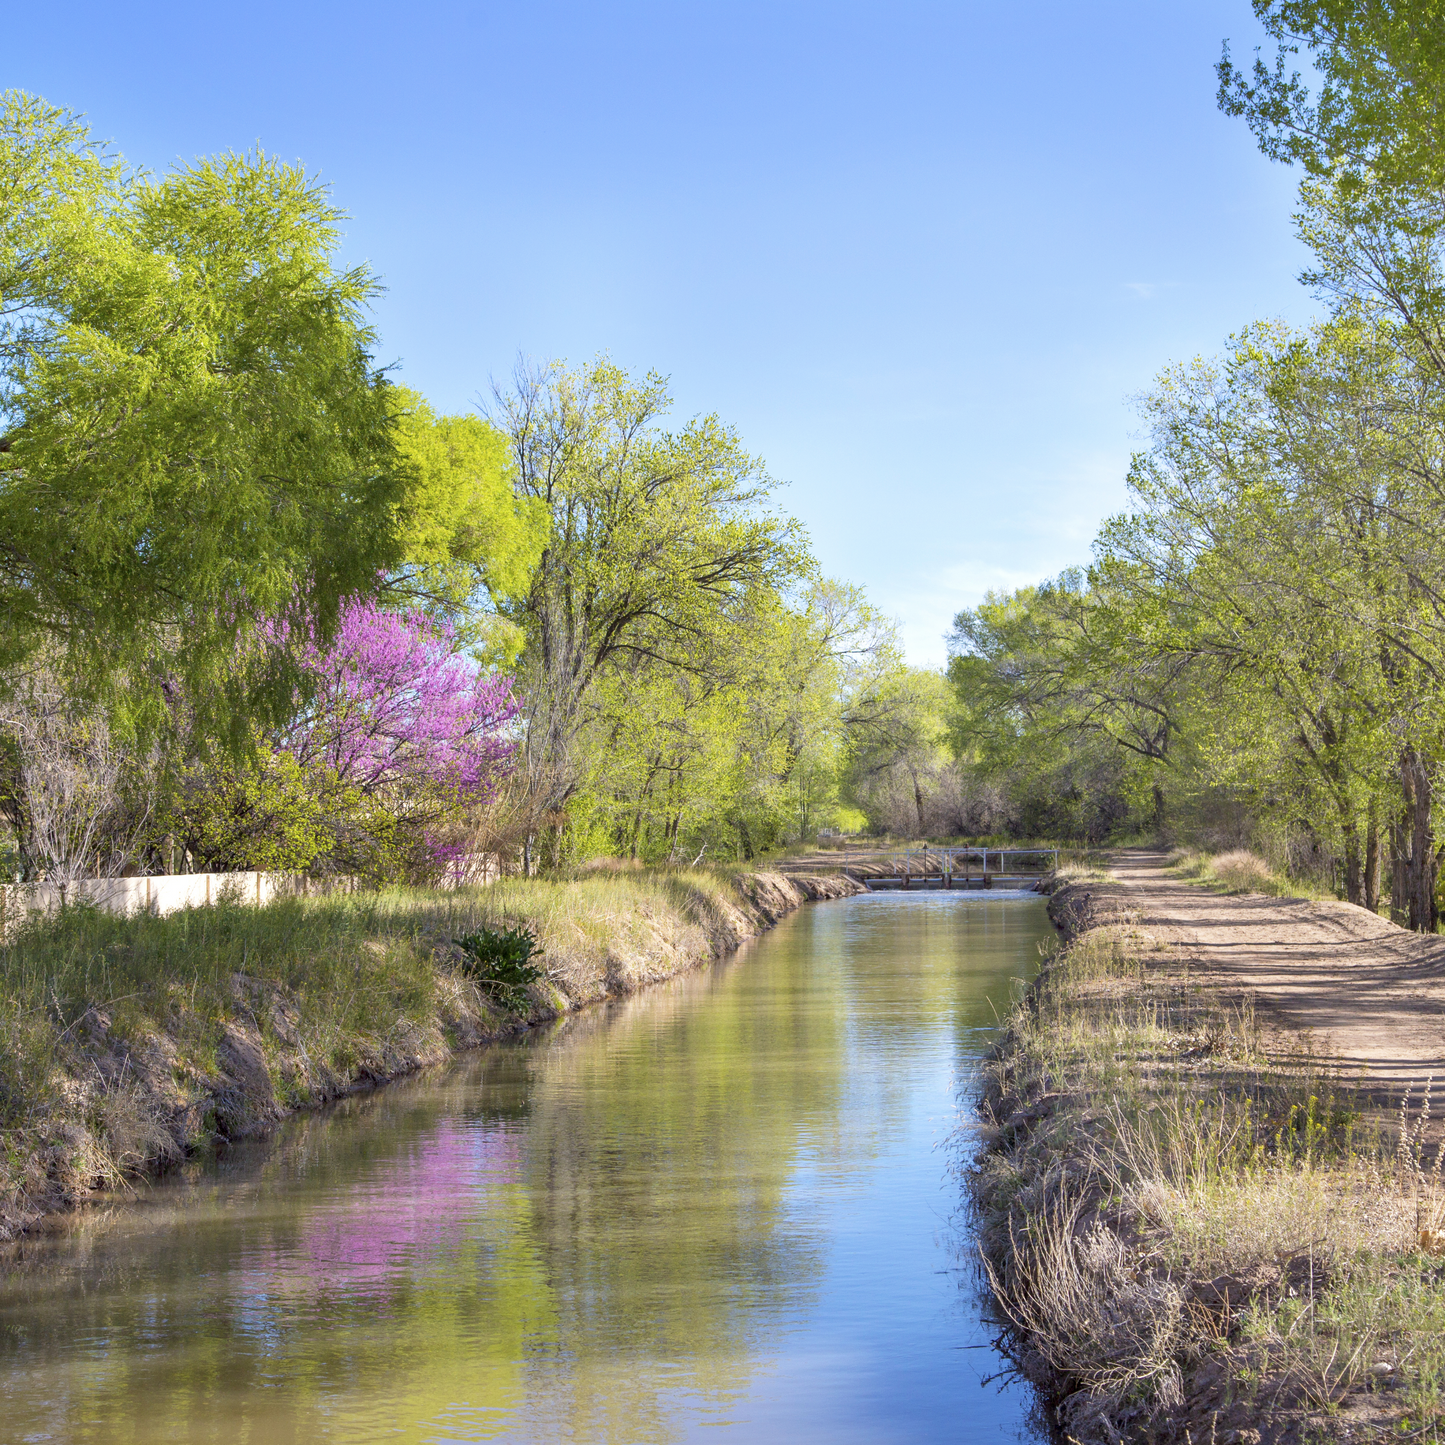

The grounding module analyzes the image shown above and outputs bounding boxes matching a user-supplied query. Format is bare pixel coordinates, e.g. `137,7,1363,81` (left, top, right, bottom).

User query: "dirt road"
1110,850,1445,1099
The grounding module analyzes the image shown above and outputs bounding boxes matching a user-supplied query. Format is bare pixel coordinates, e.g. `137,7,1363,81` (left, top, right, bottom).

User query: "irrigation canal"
0,888,1054,1443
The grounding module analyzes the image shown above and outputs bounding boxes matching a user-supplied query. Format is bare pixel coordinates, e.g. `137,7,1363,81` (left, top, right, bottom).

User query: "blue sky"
11,1,1318,665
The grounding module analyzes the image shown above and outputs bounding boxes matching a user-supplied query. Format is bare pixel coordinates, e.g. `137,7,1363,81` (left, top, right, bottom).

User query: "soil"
1108,849,1445,1107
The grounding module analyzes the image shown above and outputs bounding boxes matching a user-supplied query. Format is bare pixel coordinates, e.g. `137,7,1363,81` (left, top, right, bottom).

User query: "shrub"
453,925,545,1014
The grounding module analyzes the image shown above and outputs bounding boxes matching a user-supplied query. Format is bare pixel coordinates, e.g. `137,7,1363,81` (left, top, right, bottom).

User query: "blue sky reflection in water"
0,891,1053,1443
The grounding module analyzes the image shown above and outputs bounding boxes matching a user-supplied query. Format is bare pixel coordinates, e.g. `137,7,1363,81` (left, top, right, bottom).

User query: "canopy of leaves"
388,386,548,650
1219,2,1445,195
0,92,410,734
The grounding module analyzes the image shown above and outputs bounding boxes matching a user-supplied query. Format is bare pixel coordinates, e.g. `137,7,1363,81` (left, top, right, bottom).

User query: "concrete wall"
0,871,344,938
0,856,499,939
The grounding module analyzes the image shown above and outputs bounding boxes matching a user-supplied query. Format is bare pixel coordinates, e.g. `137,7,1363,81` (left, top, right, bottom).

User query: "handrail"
891,847,1059,874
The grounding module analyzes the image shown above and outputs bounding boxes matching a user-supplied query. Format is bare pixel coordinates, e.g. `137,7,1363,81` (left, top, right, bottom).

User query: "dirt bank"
972,854,1445,1444
0,868,861,1241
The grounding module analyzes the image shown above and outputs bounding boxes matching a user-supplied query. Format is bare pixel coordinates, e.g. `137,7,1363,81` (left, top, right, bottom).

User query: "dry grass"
1166,845,1317,899
1052,856,1111,887
970,897,1445,1442
0,865,837,1237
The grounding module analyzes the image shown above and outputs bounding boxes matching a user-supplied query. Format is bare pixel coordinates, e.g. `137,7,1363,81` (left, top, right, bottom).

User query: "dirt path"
1109,850,1445,1100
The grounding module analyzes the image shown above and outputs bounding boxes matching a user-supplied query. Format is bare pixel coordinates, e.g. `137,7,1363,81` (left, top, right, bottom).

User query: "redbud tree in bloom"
163,601,519,877
278,598,520,799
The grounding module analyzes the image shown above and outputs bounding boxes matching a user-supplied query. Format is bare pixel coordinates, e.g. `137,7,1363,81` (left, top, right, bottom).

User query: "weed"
453,925,545,1014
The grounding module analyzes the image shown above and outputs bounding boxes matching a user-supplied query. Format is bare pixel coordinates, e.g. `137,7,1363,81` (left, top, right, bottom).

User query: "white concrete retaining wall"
0,855,498,939
0,871,347,938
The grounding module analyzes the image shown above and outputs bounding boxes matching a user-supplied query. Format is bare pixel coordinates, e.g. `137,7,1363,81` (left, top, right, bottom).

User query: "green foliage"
945,297,1445,892
946,583,1172,842
156,751,337,874
484,360,929,865
0,92,412,737
841,666,955,836
1219,2,1445,196
453,925,545,1014
559,578,901,863
389,386,548,660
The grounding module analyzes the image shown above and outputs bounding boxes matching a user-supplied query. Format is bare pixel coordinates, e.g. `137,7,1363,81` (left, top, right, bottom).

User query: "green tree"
948,574,1192,840
389,387,548,659
0,92,410,732
1097,316,1438,915
842,667,954,838
1219,2,1445,195
562,581,887,864
490,358,808,866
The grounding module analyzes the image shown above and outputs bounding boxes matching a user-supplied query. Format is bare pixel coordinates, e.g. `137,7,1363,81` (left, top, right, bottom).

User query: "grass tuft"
1166,846,1332,900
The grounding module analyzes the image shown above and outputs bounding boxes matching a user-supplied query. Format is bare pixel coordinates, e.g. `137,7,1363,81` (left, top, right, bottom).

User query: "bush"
453,925,545,1014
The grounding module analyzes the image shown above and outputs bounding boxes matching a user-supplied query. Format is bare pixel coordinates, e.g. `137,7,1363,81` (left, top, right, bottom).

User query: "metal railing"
893,847,1058,876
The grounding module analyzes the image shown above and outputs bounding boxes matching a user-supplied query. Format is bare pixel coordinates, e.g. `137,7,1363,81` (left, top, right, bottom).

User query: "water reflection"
0,891,1052,1443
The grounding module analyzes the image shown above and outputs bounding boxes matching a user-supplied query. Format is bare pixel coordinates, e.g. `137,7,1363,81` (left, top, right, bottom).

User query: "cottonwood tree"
1094,313,1445,919
948,572,1195,836
489,358,807,868
387,385,548,657
842,668,954,838
1219,2,1445,195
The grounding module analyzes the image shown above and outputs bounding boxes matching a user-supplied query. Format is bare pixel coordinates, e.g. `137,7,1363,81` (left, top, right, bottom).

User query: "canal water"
0,890,1053,1444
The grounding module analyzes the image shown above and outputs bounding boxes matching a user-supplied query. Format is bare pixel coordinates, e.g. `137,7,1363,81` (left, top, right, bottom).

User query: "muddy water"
0,890,1053,1444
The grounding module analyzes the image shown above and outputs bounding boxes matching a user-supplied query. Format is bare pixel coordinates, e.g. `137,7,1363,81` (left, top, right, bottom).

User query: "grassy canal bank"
0,867,859,1239
972,871,1445,1445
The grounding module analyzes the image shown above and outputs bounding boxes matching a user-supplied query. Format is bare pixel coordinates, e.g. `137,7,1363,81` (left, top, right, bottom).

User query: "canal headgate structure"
860,847,1059,891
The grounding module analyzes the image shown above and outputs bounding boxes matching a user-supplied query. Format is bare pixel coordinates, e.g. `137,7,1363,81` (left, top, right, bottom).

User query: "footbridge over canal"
858,847,1057,891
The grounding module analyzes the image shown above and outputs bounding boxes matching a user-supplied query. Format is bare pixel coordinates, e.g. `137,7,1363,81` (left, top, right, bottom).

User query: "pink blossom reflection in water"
244,1120,522,1300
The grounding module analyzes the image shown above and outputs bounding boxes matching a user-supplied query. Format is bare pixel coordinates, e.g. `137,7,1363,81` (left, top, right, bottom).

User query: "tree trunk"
1364,797,1380,914
1152,782,1166,839
1390,817,1409,925
912,769,926,838
1404,749,1439,932
1341,822,1363,906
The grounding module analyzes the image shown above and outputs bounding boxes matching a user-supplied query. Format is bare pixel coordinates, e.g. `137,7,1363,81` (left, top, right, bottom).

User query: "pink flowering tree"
280,600,519,800
275,599,520,878
163,600,519,879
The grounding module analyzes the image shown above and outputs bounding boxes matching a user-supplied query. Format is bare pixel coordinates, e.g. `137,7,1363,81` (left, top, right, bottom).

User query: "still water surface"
0,890,1053,1444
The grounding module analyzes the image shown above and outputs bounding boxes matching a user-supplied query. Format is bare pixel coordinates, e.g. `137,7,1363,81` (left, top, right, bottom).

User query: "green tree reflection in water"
0,894,1053,1444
